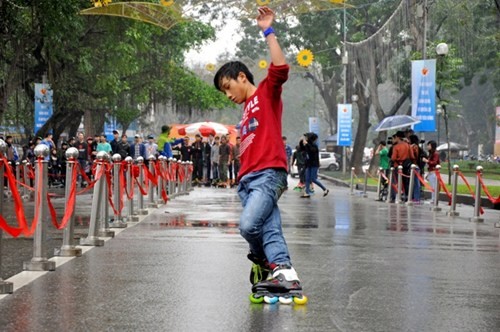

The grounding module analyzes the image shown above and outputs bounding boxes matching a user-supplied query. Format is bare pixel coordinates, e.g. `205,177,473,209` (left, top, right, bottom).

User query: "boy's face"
219,73,249,105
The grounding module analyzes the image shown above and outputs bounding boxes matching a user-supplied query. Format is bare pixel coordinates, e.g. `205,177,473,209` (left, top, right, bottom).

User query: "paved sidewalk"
0,179,499,331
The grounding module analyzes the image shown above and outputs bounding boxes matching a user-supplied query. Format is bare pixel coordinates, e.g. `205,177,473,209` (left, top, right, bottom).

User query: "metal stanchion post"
126,157,139,222
79,153,105,246
177,160,183,195
376,167,382,200
470,166,484,223
431,165,442,212
98,153,114,238
57,148,82,257
362,169,368,198
148,156,158,208
188,161,193,192
168,158,175,199
22,160,30,200
387,167,394,204
15,162,20,194
24,145,56,271
396,166,403,204
5,162,12,200
349,167,355,195
111,154,127,228
136,157,148,215
447,165,460,217
156,156,165,204
0,140,13,294
406,164,416,206
182,161,188,194
387,167,394,203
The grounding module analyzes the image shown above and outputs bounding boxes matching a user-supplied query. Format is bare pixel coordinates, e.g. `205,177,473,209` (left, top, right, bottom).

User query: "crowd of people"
375,128,439,203
5,125,243,189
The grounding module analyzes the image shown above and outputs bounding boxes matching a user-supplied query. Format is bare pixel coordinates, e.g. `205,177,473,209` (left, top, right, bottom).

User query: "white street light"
436,43,449,56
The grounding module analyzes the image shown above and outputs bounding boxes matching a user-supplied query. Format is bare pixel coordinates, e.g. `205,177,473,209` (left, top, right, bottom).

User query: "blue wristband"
263,27,275,37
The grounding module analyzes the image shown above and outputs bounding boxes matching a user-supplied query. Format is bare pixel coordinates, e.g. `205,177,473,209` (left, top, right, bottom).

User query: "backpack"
417,146,427,170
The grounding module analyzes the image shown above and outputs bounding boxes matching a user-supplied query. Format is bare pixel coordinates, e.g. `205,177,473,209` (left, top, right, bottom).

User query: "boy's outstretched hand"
257,6,274,31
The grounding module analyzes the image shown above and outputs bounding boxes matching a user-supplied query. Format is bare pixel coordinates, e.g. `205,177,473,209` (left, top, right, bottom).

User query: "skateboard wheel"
249,293,264,304
264,295,278,304
293,295,308,305
279,296,293,305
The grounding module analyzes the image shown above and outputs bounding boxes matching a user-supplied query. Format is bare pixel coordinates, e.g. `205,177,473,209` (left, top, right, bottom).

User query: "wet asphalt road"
0,178,500,332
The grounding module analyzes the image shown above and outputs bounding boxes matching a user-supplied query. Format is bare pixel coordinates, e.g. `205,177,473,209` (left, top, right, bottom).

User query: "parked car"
290,151,340,178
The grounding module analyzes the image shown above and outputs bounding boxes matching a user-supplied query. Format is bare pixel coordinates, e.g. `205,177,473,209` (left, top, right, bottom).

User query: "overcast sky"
184,19,241,66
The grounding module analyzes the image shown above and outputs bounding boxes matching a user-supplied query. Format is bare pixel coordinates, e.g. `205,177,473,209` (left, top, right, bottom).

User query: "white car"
290,151,340,177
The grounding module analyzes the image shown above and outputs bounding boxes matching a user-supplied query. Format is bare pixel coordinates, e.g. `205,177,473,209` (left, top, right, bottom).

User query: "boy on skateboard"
214,6,304,302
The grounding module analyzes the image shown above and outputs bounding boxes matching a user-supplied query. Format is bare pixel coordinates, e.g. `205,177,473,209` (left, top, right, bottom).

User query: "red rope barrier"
0,158,42,237
414,171,434,192
435,171,452,204
47,163,78,229
477,174,500,205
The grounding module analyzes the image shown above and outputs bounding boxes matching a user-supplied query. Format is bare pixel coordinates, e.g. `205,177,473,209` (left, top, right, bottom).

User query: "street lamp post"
436,42,452,185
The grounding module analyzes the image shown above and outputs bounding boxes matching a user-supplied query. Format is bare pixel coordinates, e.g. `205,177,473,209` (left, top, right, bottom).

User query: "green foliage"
0,0,226,140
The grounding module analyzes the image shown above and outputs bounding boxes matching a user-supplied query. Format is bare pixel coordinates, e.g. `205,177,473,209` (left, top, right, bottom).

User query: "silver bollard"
98,153,115,238
22,160,30,200
0,140,13,293
156,156,165,204
176,160,183,195
79,152,106,246
5,162,12,200
431,165,442,212
447,165,460,217
349,167,355,195
56,148,82,257
24,144,56,271
470,166,484,223
181,161,188,194
168,158,176,199
387,167,394,204
136,156,148,215
396,165,403,204
148,156,159,208
126,157,139,222
406,164,416,206
188,161,194,192
376,167,382,200
362,169,368,198
15,162,20,194
110,154,127,228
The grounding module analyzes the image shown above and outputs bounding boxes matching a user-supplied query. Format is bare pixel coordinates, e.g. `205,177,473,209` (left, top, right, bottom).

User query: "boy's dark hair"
379,141,386,146
214,61,254,91
161,125,170,133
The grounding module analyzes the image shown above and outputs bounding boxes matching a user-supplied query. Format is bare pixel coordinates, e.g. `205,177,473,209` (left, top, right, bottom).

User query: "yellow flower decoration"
330,0,345,4
297,49,314,67
92,0,111,7
205,63,216,72
160,0,175,6
256,0,271,6
258,60,268,69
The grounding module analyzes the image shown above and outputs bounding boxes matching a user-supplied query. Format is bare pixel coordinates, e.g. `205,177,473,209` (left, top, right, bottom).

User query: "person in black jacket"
301,133,329,198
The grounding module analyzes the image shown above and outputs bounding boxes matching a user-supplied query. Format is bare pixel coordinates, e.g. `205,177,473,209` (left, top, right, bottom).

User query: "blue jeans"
238,168,290,265
305,166,326,195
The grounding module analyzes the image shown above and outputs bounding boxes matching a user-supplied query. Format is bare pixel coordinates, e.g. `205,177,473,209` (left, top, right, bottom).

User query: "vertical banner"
337,104,352,147
104,114,118,141
308,117,320,137
411,59,436,132
34,83,53,132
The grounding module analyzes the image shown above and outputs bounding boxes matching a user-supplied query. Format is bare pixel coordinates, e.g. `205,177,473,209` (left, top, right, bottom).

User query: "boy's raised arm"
257,6,286,66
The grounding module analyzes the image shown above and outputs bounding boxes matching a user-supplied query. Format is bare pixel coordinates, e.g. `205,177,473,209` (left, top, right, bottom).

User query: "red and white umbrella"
178,121,230,137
